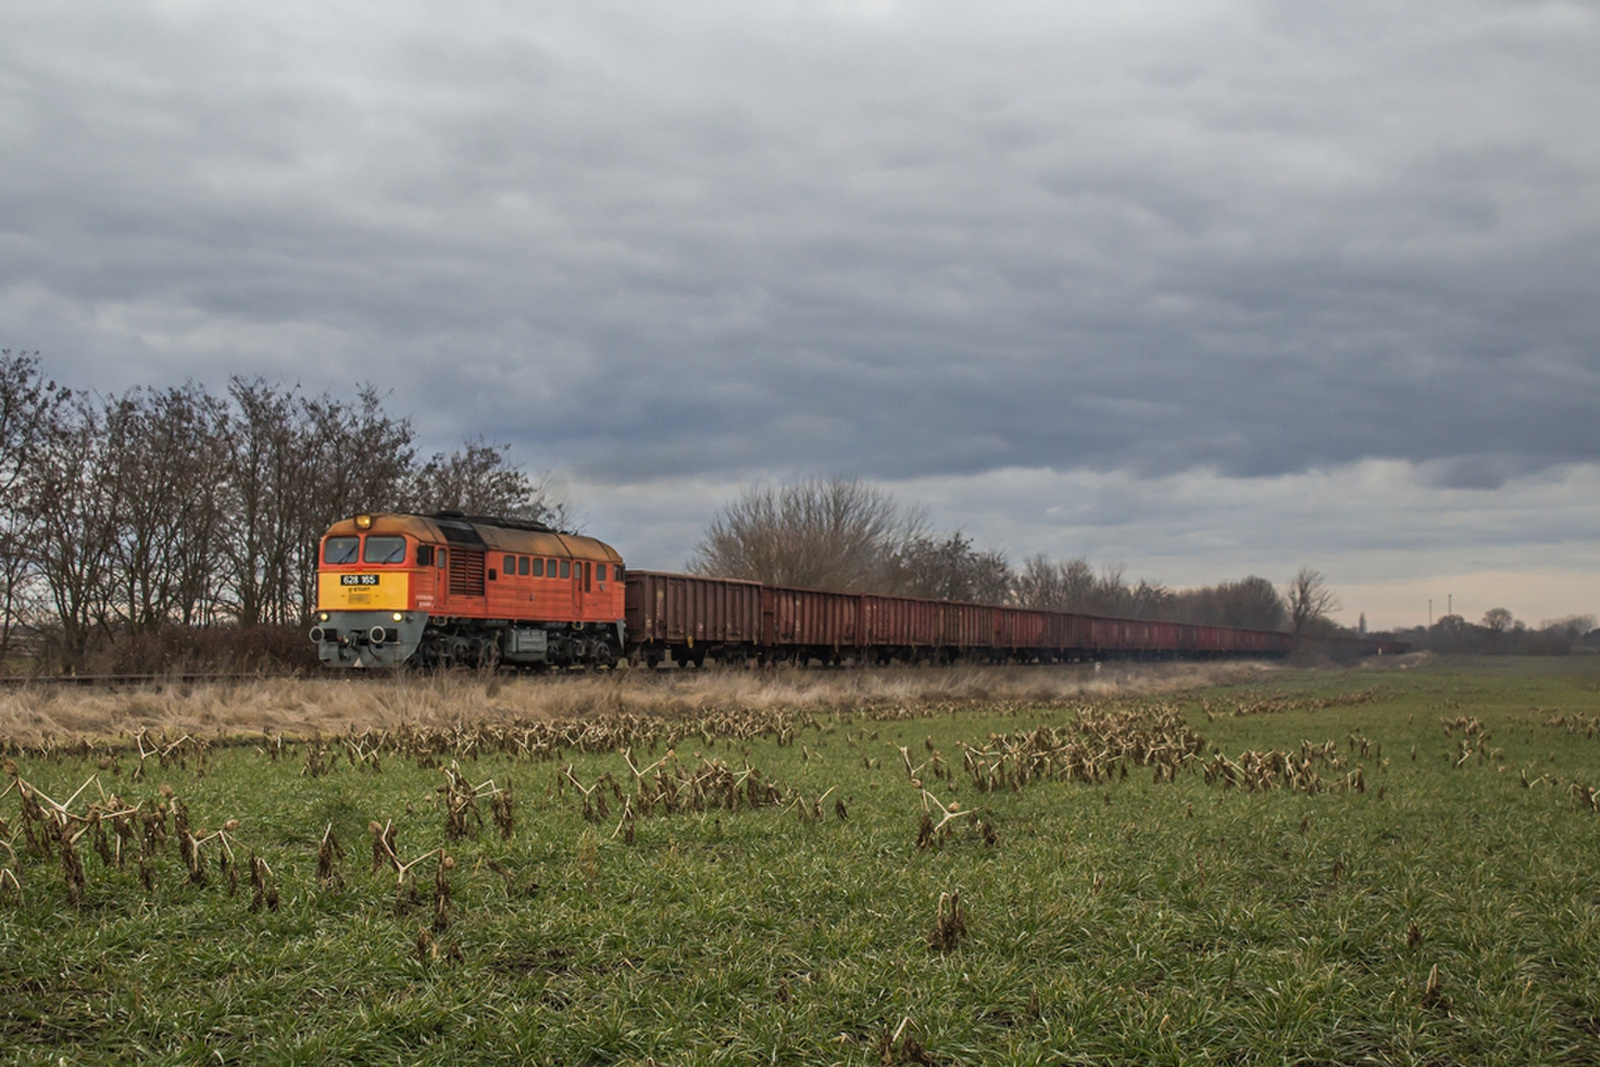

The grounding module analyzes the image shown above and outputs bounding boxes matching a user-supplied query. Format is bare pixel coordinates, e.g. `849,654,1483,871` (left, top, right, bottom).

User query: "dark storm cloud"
2,0,1597,489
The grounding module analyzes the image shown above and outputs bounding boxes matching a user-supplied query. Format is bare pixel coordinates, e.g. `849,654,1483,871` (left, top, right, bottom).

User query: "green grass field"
3,657,1600,1064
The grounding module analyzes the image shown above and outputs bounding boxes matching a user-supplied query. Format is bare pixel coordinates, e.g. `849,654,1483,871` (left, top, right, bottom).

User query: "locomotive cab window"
614,564,623,582
436,547,447,568
416,545,434,567
324,537,359,564
362,536,406,564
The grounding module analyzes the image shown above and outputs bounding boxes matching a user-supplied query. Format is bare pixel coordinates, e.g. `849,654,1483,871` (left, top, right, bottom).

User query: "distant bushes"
20,623,322,677
1395,612,1599,656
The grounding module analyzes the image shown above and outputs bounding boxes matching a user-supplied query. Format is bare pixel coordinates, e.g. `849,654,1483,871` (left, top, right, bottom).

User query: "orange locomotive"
310,511,625,669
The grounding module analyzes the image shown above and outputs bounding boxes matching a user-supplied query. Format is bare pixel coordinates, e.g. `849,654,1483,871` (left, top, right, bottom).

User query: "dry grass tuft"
928,889,968,951
0,661,1278,743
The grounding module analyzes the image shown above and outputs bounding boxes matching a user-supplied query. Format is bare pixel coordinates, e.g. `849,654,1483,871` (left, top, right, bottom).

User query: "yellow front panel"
318,572,411,611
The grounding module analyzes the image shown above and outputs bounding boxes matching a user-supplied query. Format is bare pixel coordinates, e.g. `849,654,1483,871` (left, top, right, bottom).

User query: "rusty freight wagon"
624,571,762,668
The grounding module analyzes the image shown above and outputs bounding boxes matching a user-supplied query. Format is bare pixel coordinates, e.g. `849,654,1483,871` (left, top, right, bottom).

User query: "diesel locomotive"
310,511,626,669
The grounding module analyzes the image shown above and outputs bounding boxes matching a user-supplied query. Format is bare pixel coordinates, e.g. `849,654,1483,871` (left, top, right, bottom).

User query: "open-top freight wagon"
621,570,1327,668
312,513,1404,670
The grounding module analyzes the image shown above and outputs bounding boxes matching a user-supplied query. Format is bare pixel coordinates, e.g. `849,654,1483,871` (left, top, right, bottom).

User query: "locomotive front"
312,510,630,670
310,513,431,668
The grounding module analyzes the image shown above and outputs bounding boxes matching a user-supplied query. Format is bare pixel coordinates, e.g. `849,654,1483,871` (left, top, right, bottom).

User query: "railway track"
0,671,320,688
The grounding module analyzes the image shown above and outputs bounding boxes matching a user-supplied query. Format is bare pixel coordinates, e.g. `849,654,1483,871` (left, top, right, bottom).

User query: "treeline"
689,478,1294,632
0,352,561,672
1395,612,1599,656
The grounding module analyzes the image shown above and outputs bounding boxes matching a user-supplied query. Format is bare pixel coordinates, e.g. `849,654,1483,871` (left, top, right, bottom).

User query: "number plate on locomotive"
340,574,380,586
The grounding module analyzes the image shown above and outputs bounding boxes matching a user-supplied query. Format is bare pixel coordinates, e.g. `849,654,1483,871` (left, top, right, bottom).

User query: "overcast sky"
4,0,1598,629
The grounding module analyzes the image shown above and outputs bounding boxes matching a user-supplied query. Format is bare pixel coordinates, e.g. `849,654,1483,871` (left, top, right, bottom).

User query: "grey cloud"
2,0,1597,498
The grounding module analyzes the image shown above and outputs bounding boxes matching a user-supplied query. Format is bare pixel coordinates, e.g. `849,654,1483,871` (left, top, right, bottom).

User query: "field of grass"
3,656,1599,1064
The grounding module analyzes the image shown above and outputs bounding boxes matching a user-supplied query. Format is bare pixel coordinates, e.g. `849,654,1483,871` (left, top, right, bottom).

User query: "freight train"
310,511,1406,669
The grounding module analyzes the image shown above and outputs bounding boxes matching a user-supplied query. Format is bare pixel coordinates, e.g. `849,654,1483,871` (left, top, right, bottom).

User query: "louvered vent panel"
449,550,485,597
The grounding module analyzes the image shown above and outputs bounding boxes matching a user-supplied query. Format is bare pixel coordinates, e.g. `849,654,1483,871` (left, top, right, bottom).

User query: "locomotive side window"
560,560,570,579
416,545,434,567
504,554,515,574
614,564,623,582
532,558,544,577
436,547,447,568
547,558,557,577
324,537,359,564
597,563,607,583
363,536,407,564
518,556,529,576
584,561,592,592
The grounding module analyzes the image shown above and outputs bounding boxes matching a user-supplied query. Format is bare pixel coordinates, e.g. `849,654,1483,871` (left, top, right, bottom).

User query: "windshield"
363,536,407,564
324,537,359,565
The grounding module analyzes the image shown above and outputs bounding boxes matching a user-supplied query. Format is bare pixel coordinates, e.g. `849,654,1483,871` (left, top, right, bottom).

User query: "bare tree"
1171,575,1288,631
0,351,72,662
26,395,120,668
1127,578,1174,620
1057,559,1099,610
690,477,927,591
220,378,301,626
1286,567,1340,642
1014,556,1156,615
404,439,574,530
1214,576,1289,631
1481,607,1514,633
888,531,1010,604
103,385,231,633
1012,553,1066,611
219,379,417,625
1091,564,1132,616
293,388,415,614
1539,614,1596,648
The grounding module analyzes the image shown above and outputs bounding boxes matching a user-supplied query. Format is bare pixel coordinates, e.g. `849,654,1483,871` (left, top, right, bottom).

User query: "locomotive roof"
322,512,623,563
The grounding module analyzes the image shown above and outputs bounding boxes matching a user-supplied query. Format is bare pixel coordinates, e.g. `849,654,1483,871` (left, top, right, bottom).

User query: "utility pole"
1428,599,1432,626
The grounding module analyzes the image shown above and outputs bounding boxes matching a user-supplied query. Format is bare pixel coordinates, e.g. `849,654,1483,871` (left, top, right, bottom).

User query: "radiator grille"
449,550,485,597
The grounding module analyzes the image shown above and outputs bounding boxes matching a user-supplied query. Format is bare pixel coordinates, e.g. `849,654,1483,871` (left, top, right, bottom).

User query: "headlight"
318,611,330,622
392,612,404,622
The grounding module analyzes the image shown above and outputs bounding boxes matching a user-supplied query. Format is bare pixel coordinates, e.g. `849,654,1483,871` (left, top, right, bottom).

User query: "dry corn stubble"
2,659,1598,1063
